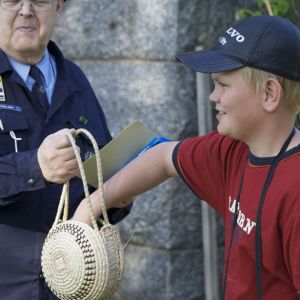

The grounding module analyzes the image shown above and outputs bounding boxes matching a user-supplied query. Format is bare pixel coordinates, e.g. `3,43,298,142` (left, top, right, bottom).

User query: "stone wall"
53,0,243,299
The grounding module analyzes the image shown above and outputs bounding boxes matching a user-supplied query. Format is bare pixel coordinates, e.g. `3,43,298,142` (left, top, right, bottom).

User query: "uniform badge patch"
0,76,5,102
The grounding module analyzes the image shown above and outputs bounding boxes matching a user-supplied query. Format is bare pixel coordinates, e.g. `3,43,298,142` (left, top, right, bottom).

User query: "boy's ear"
262,78,282,112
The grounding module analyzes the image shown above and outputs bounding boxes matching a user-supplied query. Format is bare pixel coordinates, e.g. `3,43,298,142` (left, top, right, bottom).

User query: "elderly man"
0,1,130,299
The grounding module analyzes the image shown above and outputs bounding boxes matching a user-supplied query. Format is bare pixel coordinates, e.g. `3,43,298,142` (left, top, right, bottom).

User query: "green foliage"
236,0,298,22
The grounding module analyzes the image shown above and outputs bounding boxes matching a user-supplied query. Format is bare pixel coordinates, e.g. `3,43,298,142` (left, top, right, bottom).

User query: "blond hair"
239,67,300,113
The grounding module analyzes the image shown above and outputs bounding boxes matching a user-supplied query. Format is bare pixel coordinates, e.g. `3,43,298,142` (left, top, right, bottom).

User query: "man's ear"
262,78,282,112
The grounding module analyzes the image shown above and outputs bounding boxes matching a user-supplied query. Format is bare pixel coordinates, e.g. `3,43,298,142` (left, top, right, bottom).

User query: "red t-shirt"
173,131,300,300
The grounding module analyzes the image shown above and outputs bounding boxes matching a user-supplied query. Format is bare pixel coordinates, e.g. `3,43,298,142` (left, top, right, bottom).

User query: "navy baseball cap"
176,16,300,81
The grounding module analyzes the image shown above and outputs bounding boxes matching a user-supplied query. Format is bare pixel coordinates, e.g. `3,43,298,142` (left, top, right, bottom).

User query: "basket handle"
53,128,109,230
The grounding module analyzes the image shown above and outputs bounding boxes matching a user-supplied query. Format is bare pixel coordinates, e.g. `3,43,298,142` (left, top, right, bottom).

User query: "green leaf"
236,0,298,21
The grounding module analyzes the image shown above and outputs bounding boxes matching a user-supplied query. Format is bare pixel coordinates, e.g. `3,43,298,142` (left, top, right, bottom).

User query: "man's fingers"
37,128,80,183
49,128,76,150
56,146,79,161
41,158,79,183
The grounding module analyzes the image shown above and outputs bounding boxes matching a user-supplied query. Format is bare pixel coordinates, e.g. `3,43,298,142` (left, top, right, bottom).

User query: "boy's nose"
209,89,219,103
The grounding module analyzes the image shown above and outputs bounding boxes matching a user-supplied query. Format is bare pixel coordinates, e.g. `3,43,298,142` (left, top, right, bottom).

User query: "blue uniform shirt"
7,49,57,104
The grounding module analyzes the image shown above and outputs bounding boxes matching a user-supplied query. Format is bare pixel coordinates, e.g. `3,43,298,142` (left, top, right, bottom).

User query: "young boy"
73,16,300,299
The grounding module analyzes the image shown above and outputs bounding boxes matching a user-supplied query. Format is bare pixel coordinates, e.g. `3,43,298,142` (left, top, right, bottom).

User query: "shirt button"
28,178,35,187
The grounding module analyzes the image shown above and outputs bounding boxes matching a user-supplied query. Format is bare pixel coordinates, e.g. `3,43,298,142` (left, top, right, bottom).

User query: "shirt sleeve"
0,149,46,204
283,218,300,292
172,131,245,217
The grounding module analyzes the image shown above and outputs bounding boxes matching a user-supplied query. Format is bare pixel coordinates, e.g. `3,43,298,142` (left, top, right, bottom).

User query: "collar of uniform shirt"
7,49,57,102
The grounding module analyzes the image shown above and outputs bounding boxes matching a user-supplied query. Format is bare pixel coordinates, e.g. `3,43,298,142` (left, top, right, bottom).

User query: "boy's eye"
214,81,226,88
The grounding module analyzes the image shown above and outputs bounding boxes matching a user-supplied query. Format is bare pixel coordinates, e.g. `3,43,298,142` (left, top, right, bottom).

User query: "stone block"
53,0,177,60
53,0,227,60
111,245,204,300
118,179,203,250
73,60,198,139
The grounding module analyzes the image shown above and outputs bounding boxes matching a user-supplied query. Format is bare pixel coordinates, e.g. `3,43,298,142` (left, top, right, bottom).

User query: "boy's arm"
73,141,179,225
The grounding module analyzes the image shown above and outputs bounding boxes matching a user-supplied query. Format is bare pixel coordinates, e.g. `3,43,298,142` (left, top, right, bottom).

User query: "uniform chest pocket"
0,110,29,155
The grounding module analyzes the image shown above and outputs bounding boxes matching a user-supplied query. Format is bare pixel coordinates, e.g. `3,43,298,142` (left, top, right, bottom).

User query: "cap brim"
176,49,244,74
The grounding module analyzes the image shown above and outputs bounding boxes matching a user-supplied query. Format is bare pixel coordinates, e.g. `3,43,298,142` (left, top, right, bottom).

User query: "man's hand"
37,128,79,183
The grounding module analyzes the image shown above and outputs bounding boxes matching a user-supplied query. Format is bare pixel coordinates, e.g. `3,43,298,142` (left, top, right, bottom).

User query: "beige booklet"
81,120,156,188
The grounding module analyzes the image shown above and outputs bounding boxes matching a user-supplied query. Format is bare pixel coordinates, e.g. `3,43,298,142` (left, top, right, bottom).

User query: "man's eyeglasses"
0,0,54,12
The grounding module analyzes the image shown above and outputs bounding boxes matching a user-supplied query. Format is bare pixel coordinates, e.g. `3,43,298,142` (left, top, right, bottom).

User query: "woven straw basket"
41,129,124,300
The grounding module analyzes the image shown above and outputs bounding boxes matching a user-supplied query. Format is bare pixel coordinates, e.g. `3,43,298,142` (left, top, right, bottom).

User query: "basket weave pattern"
41,129,124,300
